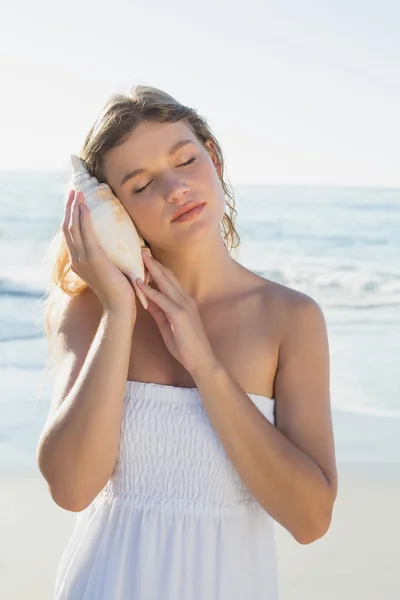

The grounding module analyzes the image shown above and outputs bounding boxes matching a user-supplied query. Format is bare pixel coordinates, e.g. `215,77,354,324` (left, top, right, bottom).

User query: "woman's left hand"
136,249,218,376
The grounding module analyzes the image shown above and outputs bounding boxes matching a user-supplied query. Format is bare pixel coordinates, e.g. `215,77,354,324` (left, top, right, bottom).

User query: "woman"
37,84,338,599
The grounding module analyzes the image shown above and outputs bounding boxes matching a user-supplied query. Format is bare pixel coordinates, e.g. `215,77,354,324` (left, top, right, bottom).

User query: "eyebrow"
120,139,195,187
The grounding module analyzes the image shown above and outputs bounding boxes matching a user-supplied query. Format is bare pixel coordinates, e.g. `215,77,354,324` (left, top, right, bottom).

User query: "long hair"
42,84,241,371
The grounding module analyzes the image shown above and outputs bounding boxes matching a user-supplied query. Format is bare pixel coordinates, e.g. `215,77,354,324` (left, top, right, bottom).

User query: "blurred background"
1,1,399,598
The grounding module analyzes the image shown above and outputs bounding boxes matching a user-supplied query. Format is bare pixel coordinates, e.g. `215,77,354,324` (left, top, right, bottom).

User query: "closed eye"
134,157,196,195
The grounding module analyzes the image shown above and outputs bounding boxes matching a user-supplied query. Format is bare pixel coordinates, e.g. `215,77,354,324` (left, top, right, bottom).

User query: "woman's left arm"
193,295,338,545
137,252,337,545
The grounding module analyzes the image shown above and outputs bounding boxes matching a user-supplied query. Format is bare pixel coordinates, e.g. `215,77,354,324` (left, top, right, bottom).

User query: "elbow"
294,514,332,545
294,488,336,545
36,454,92,513
43,475,87,512
37,467,86,513
52,492,90,513
46,479,93,512
45,474,97,512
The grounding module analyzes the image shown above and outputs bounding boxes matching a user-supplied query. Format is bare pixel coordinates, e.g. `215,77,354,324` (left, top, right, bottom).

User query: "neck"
149,235,240,307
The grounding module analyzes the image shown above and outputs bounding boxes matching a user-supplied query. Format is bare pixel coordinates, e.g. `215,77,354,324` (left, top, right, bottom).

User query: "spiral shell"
70,154,149,309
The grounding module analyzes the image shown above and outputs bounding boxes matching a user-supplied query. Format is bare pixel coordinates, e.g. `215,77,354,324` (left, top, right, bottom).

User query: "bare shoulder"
55,286,102,336
46,286,104,418
54,286,105,368
260,276,337,505
271,280,327,345
260,274,320,309
260,277,329,374
250,270,325,334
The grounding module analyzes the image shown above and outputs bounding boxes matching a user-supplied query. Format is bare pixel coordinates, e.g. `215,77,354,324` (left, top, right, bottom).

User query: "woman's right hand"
63,189,147,317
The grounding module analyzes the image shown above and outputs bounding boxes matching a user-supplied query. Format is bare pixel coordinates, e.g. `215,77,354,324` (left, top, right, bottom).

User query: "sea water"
0,171,399,470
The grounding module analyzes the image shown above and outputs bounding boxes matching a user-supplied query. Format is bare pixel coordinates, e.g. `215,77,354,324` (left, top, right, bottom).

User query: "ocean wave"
334,404,400,419
331,380,400,419
0,320,44,342
250,259,400,308
0,358,44,369
0,332,43,343
327,301,400,311
0,277,47,299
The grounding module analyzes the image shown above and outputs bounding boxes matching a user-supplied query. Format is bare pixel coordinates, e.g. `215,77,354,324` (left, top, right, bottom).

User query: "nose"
162,173,190,203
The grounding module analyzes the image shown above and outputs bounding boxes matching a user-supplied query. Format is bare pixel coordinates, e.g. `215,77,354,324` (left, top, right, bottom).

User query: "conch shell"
70,154,150,310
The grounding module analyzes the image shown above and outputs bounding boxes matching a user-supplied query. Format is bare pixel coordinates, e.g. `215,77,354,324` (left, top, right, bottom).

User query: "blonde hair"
42,84,241,371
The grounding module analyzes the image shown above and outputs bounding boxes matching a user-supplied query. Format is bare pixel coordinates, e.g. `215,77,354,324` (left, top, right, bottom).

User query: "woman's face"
103,120,226,250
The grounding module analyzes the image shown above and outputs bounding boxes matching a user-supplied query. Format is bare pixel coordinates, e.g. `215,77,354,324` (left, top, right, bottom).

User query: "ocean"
0,171,399,471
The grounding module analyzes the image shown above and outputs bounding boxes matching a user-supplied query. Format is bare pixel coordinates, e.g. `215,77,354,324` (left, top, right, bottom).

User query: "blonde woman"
37,84,338,600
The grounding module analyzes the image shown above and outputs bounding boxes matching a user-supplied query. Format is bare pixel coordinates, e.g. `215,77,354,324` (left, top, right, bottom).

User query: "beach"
2,0,400,595
1,462,399,599
0,176,399,597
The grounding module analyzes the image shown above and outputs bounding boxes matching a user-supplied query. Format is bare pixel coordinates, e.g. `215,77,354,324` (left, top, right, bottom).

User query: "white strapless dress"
53,381,279,599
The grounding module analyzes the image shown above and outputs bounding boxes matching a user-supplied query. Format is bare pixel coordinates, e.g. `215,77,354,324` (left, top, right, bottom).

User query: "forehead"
103,120,198,185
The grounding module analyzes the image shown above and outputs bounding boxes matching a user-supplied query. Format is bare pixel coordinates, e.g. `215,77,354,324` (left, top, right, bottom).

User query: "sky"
1,0,399,187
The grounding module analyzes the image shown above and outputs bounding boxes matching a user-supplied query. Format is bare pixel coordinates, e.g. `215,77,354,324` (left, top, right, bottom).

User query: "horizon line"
0,169,399,192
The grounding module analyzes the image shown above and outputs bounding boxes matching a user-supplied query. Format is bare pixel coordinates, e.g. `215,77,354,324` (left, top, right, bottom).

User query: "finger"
136,278,180,317
141,248,153,284
78,200,103,259
68,191,85,260
145,295,168,327
62,189,74,235
144,266,152,285
155,262,186,294
146,266,154,285
62,190,79,263
142,251,181,289
131,279,148,310
142,252,185,303
139,289,172,331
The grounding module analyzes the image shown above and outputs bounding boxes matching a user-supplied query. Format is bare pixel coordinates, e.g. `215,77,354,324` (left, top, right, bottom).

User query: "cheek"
199,156,224,196
120,200,150,236
131,207,153,232
196,157,220,193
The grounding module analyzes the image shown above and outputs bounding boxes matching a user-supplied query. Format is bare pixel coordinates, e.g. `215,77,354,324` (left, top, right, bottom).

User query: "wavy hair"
42,84,241,370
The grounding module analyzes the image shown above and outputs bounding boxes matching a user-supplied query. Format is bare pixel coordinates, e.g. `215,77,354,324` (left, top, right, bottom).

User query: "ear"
204,140,222,178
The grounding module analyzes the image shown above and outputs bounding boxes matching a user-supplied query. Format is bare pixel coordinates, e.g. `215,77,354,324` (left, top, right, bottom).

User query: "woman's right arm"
36,289,136,513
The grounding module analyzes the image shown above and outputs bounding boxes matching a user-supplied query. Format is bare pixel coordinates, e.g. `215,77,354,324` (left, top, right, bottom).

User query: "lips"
171,202,205,221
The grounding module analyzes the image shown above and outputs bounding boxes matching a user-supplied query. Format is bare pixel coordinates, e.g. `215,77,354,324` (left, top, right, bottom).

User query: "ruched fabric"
53,381,279,599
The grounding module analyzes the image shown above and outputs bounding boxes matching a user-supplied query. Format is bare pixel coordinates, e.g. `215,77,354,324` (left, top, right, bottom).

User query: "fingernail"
136,277,144,285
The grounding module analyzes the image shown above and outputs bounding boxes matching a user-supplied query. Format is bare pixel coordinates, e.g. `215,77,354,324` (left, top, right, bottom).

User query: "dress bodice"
100,380,276,513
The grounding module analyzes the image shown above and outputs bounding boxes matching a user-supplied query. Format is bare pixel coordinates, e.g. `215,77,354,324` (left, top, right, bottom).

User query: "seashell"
70,154,150,310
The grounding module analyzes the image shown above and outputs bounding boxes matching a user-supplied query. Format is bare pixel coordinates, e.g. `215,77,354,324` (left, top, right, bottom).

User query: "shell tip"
70,155,82,171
